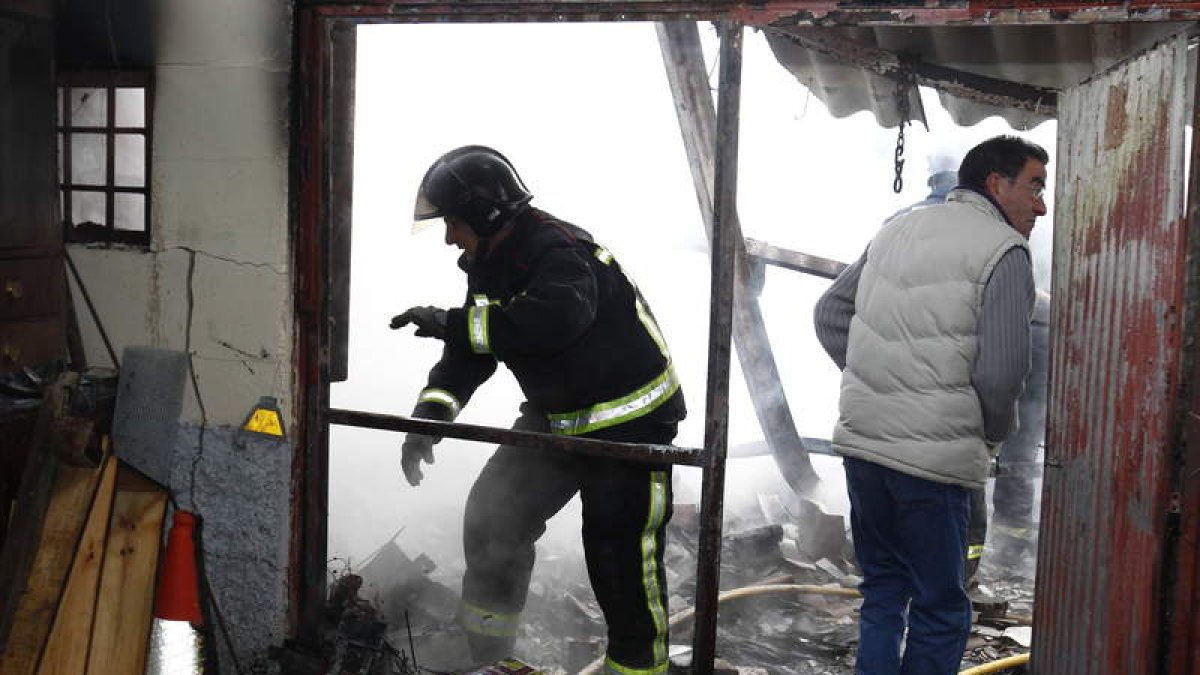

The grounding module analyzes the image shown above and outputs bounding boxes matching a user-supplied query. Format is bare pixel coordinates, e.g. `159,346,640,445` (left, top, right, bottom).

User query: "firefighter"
390,145,686,674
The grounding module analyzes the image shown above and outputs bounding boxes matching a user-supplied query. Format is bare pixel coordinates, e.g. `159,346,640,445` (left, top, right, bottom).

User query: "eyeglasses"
1007,177,1046,200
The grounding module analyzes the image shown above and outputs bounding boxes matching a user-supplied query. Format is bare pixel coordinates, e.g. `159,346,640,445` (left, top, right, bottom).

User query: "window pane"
68,87,107,127
71,191,106,227
115,134,145,187
70,133,107,185
115,88,145,127
114,193,145,232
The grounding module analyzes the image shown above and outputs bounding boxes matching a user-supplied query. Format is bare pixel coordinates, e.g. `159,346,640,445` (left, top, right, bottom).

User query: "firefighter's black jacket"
411,208,685,434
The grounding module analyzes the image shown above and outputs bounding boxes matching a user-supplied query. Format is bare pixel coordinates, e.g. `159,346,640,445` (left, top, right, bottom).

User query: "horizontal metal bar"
744,238,847,280
326,408,707,466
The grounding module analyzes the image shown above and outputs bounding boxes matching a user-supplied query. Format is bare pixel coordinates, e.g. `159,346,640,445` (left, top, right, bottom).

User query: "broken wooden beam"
658,20,820,496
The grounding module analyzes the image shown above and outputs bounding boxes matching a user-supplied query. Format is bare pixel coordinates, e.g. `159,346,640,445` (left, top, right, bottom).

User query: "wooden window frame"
57,70,153,247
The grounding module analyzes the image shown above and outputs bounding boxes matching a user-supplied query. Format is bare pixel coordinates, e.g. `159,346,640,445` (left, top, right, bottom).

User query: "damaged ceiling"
763,21,1195,129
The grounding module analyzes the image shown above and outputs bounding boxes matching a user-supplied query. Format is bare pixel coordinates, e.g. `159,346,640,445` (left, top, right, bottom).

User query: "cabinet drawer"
0,256,63,319
0,316,65,373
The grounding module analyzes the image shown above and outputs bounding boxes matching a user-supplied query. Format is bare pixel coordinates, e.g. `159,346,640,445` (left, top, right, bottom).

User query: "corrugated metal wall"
1034,33,1191,675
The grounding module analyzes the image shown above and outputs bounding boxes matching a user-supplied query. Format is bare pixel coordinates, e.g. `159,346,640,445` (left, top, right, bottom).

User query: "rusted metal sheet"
1034,32,1190,675
764,27,1058,117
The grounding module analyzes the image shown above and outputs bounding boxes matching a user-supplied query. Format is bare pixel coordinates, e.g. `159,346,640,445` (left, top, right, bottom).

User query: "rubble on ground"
324,491,1035,674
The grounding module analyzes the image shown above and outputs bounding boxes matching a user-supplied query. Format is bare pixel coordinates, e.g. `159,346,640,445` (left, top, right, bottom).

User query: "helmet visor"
412,187,442,233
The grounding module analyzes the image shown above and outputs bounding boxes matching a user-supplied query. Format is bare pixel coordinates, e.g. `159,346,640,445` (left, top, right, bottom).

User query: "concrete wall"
65,1,294,668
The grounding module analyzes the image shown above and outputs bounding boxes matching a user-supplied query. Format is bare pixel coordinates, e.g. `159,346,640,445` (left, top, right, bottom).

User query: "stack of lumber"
0,374,169,675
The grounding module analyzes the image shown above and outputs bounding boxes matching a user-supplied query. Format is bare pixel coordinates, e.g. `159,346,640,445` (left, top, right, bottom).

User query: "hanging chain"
892,81,911,194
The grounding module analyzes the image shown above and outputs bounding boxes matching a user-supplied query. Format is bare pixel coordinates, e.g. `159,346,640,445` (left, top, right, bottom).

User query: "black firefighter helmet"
413,145,533,237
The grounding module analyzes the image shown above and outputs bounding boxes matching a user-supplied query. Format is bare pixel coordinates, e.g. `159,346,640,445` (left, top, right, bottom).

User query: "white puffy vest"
833,189,1029,488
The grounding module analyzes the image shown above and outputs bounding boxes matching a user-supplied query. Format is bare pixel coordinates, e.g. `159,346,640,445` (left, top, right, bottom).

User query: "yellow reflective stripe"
603,656,668,675
639,470,669,667
547,365,679,436
635,297,669,358
459,601,519,638
594,246,614,265
468,304,492,354
417,388,461,419
967,544,985,560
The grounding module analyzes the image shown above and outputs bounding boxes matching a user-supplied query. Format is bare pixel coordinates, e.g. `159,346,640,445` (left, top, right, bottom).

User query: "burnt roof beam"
302,1,1200,25
767,27,1059,117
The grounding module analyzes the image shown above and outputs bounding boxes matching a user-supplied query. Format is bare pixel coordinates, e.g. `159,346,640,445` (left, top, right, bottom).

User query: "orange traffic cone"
145,510,206,674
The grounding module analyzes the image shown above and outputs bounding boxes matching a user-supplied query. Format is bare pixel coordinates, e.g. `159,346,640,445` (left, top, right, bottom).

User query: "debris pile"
327,489,1036,674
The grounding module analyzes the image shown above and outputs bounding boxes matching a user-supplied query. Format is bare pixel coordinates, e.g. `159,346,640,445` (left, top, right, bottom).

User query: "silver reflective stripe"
468,295,496,354
459,601,519,638
547,365,679,436
639,471,669,667
418,388,461,419
468,304,491,354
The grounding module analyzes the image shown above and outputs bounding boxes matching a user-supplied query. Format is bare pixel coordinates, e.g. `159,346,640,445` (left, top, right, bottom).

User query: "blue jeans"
843,457,972,675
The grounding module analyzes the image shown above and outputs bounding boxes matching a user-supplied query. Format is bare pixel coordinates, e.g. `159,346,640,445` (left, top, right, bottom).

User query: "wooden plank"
35,456,118,675
0,387,64,653
0,446,104,675
744,238,848,280
84,469,167,675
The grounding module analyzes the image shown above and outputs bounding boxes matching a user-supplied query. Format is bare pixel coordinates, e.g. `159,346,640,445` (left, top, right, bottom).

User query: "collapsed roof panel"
763,22,1193,129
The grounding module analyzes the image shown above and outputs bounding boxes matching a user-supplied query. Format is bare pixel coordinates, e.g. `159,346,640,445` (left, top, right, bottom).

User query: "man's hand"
390,306,448,340
401,434,435,486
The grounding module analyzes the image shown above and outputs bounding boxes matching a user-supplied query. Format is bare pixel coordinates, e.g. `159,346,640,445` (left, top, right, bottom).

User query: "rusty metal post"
690,19,742,675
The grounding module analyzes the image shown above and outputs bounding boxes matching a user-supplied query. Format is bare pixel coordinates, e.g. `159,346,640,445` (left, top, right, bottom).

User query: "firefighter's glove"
390,306,448,341
401,433,435,486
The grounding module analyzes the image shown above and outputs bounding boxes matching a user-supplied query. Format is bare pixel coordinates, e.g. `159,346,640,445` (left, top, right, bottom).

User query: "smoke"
332,21,1056,670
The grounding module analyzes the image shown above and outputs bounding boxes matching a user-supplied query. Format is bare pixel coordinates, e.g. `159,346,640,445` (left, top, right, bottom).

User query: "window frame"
57,70,153,246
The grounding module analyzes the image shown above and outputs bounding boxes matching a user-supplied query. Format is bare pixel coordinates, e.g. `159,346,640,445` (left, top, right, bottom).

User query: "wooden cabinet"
0,1,65,375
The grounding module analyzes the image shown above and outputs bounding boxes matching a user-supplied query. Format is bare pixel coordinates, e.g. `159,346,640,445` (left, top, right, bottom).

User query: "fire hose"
576,583,1031,675
958,652,1030,674
576,583,859,675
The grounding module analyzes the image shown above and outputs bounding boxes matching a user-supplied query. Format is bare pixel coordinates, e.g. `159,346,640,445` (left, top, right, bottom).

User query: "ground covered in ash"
330,485,1035,675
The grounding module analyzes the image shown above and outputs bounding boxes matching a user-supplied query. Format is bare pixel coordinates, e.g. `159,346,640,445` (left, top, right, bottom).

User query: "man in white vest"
814,135,1048,674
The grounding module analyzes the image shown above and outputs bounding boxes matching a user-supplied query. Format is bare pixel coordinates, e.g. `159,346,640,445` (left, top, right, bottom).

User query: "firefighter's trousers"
459,409,676,673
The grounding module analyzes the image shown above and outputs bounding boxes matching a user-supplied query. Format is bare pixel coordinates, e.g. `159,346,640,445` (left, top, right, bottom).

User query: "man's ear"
983,171,1006,200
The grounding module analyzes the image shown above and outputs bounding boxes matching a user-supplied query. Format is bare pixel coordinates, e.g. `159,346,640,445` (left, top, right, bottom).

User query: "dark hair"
957,136,1049,191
